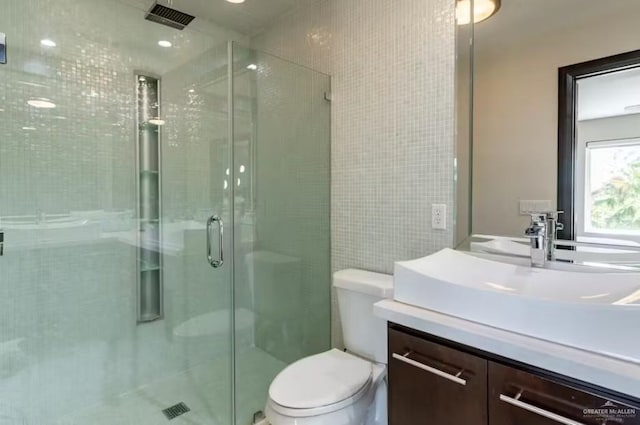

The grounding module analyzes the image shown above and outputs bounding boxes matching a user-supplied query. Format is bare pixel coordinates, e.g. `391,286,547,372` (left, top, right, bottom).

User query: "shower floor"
55,347,286,425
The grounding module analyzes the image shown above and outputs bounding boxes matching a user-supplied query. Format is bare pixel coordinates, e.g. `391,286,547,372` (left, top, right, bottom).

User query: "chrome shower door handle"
206,215,224,268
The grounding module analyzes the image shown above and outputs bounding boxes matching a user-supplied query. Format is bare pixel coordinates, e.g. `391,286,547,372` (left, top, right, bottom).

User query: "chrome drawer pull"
392,352,467,386
500,393,586,425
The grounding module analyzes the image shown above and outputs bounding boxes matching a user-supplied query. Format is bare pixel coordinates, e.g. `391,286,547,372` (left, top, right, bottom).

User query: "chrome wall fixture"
136,73,164,323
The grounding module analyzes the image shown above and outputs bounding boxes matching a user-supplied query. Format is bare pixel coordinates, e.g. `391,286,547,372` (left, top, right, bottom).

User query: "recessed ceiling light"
158,40,172,48
40,39,57,47
27,98,56,109
22,126,37,131
226,0,246,3
188,88,195,93
246,63,257,70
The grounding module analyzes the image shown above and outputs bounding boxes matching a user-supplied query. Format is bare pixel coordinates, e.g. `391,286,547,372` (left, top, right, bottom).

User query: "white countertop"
374,299,640,399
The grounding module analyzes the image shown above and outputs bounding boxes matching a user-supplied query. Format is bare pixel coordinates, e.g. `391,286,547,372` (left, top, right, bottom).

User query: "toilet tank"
333,269,394,364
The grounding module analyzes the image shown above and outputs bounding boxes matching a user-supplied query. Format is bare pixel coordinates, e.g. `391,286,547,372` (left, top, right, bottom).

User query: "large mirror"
460,0,640,266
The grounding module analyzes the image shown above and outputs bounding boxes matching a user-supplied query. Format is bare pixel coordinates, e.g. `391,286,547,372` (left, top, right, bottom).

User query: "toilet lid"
269,349,373,409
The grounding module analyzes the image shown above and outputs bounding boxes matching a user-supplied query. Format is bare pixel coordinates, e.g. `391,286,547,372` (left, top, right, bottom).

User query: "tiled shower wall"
252,0,457,344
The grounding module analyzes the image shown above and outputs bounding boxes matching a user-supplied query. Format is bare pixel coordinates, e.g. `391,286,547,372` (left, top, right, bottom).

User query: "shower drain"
162,402,191,420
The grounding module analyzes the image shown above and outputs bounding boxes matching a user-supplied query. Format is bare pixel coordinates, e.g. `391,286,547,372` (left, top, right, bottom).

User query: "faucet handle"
525,225,543,237
525,217,546,236
545,210,564,219
528,211,564,227
527,212,547,224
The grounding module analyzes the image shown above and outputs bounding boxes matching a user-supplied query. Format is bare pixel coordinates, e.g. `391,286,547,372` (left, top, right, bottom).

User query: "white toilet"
265,269,393,425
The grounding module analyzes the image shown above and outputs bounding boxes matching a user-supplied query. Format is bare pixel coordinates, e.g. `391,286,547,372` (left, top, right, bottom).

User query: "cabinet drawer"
489,361,640,425
389,328,487,425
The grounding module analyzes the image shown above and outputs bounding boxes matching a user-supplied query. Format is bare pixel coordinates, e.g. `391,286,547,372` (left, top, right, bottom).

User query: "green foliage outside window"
591,160,640,231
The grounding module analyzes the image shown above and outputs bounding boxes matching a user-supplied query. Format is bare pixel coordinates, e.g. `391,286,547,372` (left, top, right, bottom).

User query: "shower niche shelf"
136,73,163,323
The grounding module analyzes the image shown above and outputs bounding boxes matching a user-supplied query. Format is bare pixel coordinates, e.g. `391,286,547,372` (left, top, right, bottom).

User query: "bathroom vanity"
386,323,640,425
375,248,640,425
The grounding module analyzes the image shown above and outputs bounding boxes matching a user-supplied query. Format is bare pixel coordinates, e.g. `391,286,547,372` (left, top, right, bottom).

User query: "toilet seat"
268,349,374,417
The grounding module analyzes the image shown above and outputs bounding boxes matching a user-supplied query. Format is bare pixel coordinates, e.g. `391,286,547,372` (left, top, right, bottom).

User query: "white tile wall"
252,0,457,345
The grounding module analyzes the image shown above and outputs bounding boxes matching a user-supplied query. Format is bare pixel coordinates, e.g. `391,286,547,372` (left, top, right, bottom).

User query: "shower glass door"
231,44,332,425
0,1,233,424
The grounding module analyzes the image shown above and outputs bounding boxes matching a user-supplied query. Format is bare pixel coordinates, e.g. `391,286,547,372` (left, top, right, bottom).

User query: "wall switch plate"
519,200,553,215
432,204,447,230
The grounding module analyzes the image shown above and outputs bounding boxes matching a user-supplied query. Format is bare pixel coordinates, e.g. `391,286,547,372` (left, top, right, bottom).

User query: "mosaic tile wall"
252,0,457,345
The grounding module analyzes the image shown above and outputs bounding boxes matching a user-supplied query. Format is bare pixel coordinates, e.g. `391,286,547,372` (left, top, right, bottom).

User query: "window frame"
557,49,640,242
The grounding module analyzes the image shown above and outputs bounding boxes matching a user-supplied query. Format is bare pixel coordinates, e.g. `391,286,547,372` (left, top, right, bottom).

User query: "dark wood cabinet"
489,361,640,425
389,327,488,425
388,324,640,425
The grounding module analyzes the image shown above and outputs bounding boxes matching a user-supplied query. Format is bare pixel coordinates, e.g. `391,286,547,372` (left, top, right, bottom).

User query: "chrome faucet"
525,214,548,267
524,212,563,267
545,212,564,262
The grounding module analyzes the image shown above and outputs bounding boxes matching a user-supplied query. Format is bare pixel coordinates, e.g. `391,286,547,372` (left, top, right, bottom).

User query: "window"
559,56,640,245
582,138,640,242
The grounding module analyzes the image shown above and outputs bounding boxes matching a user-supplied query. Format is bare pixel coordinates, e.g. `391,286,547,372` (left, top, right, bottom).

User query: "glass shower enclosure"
0,1,331,424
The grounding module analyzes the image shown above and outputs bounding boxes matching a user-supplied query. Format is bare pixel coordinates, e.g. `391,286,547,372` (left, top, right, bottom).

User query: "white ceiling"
577,67,640,121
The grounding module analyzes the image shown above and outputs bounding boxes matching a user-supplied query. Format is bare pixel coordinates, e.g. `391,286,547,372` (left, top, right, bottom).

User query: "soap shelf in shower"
136,72,164,324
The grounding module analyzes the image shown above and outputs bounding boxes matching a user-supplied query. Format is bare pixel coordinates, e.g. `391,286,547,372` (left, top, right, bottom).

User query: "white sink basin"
394,248,640,362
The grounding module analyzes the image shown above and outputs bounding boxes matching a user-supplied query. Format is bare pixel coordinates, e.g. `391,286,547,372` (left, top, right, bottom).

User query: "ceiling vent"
145,2,195,30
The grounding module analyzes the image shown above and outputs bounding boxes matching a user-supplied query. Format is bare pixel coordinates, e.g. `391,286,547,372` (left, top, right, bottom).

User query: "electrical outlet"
519,200,553,215
432,204,447,230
